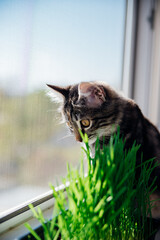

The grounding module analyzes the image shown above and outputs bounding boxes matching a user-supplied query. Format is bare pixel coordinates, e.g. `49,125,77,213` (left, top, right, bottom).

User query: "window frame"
147,0,160,127
0,186,64,239
131,0,160,128
121,0,138,98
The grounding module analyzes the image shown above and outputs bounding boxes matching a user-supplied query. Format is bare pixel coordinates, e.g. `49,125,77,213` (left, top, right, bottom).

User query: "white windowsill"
0,183,68,240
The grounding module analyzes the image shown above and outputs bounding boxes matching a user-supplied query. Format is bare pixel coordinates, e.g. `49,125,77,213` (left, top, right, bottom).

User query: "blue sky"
0,0,125,95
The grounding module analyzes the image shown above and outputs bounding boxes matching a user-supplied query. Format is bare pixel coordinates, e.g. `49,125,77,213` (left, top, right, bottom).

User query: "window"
0,0,126,227
131,0,160,129
147,0,160,129
3,0,160,239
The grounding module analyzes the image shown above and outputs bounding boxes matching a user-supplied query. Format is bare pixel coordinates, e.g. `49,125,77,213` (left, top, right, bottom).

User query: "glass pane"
0,0,126,215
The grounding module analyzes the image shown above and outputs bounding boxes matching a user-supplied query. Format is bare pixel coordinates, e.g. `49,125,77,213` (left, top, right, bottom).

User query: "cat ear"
78,82,106,108
47,84,69,102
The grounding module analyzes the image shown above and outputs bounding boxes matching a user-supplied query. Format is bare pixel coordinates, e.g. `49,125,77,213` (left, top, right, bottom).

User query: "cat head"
47,81,123,145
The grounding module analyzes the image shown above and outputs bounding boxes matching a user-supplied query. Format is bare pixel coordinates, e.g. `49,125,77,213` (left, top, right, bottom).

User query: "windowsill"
0,184,67,240
0,203,54,240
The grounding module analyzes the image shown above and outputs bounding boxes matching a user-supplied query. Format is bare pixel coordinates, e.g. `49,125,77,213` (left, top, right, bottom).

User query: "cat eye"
81,119,90,128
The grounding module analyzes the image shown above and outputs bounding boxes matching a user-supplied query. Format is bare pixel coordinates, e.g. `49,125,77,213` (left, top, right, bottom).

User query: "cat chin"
88,137,97,145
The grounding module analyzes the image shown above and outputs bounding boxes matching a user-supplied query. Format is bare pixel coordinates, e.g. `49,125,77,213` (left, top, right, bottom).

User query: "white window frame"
132,0,154,117
0,185,65,239
132,0,160,128
122,0,138,98
148,0,160,127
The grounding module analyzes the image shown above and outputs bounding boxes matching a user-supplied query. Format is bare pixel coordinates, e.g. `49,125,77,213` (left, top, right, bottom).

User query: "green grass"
25,129,156,240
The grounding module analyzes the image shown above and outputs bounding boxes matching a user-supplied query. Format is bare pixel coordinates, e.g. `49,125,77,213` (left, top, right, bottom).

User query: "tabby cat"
47,81,160,218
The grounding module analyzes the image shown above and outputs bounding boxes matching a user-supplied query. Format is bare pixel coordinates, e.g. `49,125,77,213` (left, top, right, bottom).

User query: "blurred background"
0,0,126,214
1,0,160,216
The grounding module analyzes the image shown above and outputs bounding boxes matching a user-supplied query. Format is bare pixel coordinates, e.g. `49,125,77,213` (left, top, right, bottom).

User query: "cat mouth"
75,133,95,144
74,132,82,142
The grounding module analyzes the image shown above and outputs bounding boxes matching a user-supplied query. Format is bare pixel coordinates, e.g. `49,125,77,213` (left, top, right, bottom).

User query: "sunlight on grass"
25,129,156,240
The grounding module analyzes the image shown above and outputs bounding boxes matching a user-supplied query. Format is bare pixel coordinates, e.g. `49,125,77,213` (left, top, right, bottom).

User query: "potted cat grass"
25,130,157,240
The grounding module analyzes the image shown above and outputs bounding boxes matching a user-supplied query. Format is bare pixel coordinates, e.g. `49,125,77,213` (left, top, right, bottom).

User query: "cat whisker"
58,134,74,141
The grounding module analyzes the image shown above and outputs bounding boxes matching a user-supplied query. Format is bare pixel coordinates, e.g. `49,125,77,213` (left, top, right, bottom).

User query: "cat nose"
75,132,82,142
